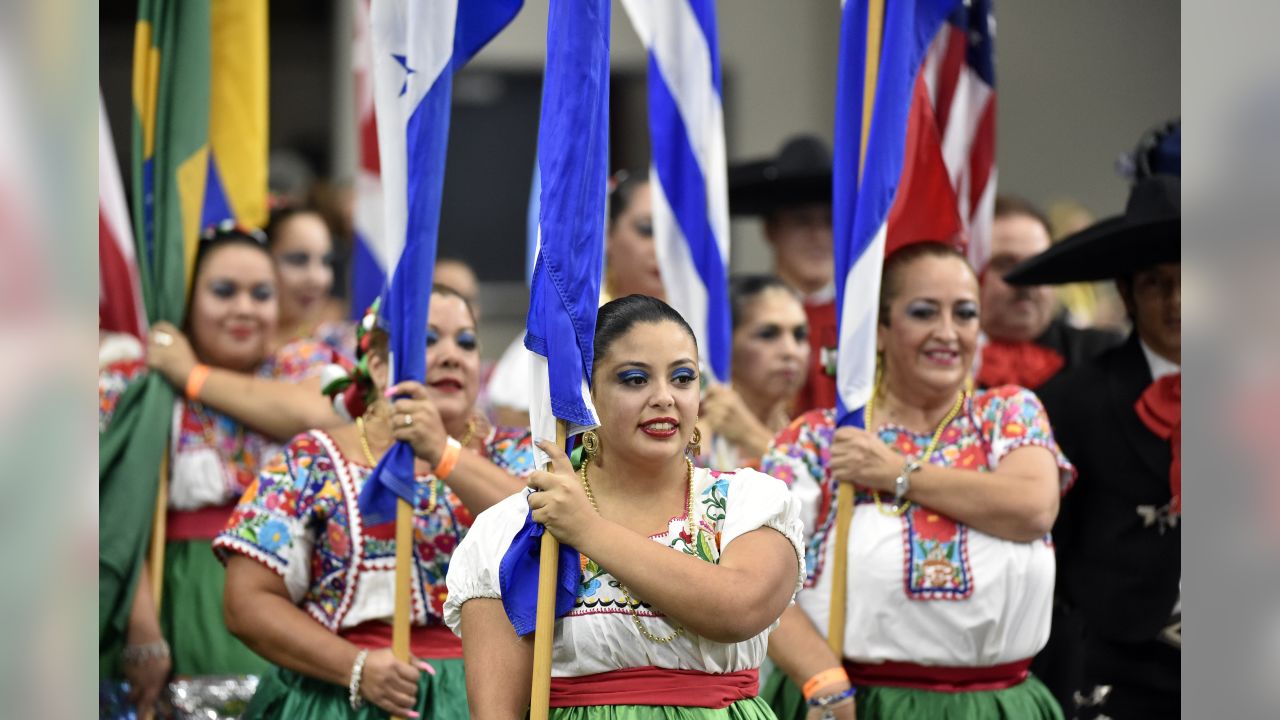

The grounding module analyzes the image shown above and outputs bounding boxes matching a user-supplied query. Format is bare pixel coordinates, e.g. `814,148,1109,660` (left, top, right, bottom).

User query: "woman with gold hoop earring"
216,286,534,719
447,294,807,719
760,242,1075,720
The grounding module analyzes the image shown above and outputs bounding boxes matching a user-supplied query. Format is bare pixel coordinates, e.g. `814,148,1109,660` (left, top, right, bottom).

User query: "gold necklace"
579,456,694,643
865,389,966,517
357,416,438,512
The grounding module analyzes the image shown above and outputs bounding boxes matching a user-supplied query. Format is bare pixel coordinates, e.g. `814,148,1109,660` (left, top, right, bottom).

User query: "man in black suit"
1007,174,1181,719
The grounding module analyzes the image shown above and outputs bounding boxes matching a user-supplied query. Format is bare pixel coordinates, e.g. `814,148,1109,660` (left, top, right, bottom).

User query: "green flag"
99,0,210,677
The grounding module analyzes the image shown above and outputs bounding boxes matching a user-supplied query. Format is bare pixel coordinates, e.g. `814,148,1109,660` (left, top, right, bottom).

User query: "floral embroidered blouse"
443,467,806,677
213,426,536,631
762,385,1075,667
98,339,338,511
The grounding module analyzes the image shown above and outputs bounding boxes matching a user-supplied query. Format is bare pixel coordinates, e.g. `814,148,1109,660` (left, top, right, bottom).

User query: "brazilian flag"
99,0,267,678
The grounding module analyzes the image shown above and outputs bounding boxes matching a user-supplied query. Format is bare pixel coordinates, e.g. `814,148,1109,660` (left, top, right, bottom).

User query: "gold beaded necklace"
579,456,695,643
357,416,438,512
865,388,966,517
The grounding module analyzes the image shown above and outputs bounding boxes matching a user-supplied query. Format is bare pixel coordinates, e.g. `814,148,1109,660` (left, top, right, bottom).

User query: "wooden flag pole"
829,0,885,658
530,420,568,720
390,496,415,720
138,449,171,720
149,450,169,608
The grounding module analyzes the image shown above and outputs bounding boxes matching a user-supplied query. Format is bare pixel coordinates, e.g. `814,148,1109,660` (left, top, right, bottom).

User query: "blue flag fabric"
832,0,959,430
357,0,522,525
499,506,582,636
501,0,611,634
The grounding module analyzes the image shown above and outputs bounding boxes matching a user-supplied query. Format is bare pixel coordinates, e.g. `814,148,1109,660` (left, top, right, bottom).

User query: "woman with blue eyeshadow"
99,222,345,719
698,274,811,471
447,294,806,719
217,285,535,719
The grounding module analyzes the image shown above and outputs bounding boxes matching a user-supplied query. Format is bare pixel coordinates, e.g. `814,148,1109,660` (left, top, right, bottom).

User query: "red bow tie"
1135,373,1182,515
976,340,1065,390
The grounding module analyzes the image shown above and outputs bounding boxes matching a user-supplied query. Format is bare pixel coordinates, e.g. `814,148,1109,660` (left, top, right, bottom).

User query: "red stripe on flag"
360,108,380,175
99,209,144,338
932,27,966,131
967,97,996,221
886,73,963,257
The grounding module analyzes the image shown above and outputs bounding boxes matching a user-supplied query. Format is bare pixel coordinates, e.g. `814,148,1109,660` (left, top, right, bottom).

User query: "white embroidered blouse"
444,466,806,677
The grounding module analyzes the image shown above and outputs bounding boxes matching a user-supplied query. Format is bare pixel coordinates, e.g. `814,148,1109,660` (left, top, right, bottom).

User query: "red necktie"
977,340,1065,390
1135,373,1182,514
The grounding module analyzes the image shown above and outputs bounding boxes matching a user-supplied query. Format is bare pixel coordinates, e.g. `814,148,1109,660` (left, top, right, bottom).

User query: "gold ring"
403,414,414,428
153,331,174,347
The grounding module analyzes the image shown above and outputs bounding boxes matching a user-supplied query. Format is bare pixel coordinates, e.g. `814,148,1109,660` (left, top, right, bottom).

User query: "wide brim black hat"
728,135,832,217
1004,175,1180,285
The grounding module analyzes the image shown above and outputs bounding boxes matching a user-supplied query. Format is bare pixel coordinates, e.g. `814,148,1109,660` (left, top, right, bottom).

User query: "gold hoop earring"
581,430,600,458
687,426,703,457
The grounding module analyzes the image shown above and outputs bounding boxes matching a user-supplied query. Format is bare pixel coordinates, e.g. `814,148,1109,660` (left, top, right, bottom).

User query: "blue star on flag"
392,53,416,96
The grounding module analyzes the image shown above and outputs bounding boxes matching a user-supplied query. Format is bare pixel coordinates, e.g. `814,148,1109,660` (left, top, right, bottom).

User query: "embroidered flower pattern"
762,386,1073,598
572,472,737,615
215,427,535,630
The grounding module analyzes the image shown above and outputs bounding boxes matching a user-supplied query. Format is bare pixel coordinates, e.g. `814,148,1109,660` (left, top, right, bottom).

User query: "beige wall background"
334,0,1178,282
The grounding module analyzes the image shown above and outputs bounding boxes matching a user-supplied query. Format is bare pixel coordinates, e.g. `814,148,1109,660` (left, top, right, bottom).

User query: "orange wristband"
802,667,850,700
185,364,211,401
434,437,463,479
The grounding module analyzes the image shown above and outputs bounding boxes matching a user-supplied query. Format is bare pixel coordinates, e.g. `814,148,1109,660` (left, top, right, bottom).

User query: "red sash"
166,503,237,541
549,666,758,708
339,621,463,660
845,658,1031,693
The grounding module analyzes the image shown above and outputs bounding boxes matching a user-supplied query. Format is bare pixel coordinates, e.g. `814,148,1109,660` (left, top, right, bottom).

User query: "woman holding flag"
215,287,534,719
446,294,806,719
98,224,344,717
761,242,1073,719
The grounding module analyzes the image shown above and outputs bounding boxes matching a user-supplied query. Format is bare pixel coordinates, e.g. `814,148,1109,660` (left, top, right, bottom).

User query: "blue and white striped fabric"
833,0,959,427
621,0,731,383
357,0,522,525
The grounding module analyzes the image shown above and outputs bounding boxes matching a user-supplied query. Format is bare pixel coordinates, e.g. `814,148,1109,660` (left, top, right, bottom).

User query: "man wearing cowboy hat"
1005,172,1181,719
730,135,837,414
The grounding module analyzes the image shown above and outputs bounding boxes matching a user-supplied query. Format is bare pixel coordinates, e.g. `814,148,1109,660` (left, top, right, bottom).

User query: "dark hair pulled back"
592,294,697,381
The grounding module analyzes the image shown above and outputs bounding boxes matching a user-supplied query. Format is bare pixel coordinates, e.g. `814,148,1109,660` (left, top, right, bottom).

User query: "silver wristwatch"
893,460,921,507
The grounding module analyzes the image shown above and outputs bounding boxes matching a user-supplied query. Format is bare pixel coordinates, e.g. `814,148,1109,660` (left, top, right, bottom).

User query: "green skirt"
547,697,777,720
762,667,1063,720
243,659,468,719
161,538,269,677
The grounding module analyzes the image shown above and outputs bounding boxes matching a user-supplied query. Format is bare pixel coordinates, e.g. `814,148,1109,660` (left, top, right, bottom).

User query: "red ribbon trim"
166,503,238,541
339,621,463,660
549,666,758,708
845,658,1031,693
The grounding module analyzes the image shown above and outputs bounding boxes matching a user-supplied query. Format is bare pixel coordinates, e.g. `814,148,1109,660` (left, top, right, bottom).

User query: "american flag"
923,0,997,269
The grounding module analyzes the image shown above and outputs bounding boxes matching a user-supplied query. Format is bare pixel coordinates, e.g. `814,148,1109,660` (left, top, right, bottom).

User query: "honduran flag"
621,0,731,383
499,0,610,636
833,0,965,426
357,0,522,526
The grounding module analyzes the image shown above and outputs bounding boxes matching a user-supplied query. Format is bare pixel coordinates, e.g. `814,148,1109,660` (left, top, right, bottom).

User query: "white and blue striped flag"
357,0,522,525
621,0,731,383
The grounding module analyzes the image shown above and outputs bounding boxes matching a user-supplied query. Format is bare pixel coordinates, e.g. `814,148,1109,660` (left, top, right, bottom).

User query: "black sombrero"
1004,175,1180,285
728,135,832,217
